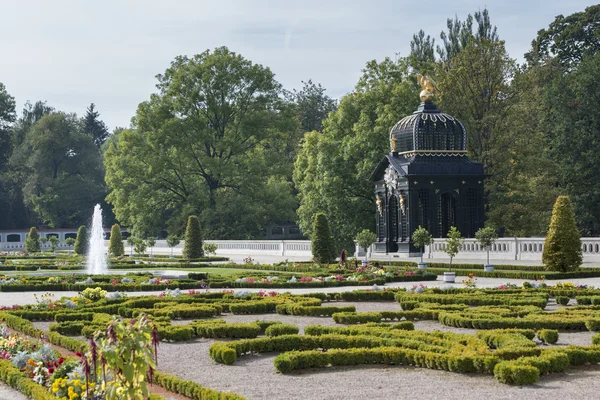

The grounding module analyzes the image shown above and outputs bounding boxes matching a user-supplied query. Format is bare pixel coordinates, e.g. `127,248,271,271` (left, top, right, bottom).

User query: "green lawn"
4,267,296,277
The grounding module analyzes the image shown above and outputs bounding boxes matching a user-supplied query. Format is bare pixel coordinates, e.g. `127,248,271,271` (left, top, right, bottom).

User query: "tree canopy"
104,47,300,238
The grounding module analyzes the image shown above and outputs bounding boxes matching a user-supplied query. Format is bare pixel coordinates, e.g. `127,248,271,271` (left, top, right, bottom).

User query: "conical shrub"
74,225,89,255
543,196,582,272
25,227,40,253
108,224,124,257
311,213,336,264
183,215,204,259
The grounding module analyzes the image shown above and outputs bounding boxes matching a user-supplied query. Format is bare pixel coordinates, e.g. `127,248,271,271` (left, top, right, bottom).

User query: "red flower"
48,367,54,374
75,352,82,357
58,358,64,365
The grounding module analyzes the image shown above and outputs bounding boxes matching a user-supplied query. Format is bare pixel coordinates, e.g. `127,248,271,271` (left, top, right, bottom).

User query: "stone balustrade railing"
0,239,313,258
3,237,600,263
424,237,600,262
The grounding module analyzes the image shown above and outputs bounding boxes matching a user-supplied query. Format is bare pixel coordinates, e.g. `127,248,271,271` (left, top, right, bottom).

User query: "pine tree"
25,227,40,253
84,103,109,147
311,213,336,264
74,225,89,255
183,216,204,259
108,224,124,257
543,196,583,272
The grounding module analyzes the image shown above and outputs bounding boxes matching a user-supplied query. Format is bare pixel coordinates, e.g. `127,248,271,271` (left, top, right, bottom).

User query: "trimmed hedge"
537,329,559,344
265,324,299,337
0,360,56,400
276,305,356,317
153,370,247,400
272,346,498,375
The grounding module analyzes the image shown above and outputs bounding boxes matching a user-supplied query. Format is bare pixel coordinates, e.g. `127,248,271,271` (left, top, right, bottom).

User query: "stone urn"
484,264,494,272
443,271,456,283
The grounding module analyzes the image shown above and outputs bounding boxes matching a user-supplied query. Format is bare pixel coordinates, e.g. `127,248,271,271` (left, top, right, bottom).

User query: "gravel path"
156,301,600,400
0,382,28,400
10,290,600,399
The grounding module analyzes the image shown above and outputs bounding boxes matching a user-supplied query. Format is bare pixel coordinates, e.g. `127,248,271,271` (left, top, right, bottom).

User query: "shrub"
537,329,559,344
543,196,582,272
108,224,125,256
183,216,204,259
592,333,600,346
412,226,433,263
25,227,40,253
445,227,464,269
494,362,540,385
265,323,299,337
475,227,498,265
74,225,88,255
311,213,336,264
556,296,570,306
166,235,181,257
355,229,377,258
585,318,600,331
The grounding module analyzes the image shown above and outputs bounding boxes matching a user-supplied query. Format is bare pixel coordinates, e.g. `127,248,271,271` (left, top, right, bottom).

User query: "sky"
0,0,594,130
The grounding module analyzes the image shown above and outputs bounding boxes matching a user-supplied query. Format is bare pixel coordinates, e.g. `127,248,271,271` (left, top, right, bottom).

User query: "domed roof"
389,101,466,155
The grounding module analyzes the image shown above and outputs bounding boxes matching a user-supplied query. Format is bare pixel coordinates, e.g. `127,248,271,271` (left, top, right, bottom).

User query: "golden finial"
417,74,439,102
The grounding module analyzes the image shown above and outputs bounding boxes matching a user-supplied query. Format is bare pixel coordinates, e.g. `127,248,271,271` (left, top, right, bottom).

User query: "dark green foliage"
311,213,336,264
24,227,40,253
543,196,582,272
493,362,540,385
74,225,88,255
537,329,559,344
556,296,570,306
108,224,124,256
83,103,109,147
183,215,204,259
265,323,300,337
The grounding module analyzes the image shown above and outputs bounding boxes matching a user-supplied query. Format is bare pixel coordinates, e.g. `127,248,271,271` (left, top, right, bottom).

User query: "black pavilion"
370,76,485,255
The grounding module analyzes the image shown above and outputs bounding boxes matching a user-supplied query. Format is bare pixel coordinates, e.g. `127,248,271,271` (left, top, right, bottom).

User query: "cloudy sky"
0,0,593,129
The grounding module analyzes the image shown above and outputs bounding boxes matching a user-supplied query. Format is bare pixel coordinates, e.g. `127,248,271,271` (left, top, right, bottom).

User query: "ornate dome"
389,101,466,155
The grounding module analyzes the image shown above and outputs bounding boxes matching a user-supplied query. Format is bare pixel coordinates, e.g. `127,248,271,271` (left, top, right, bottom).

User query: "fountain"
87,204,108,274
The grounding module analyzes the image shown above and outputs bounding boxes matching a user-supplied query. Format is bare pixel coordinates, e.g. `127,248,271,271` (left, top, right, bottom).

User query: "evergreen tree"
24,227,40,253
74,225,89,255
543,196,582,272
108,224,124,257
311,213,336,264
84,103,109,147
183,215,204,259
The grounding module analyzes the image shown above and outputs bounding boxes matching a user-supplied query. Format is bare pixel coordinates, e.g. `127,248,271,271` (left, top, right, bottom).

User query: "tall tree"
294,57,419,250
486,63,560,235
526,5,600,68
543,52,600,234
104,47,299,238
12,113,105,227
0,83,16,169
83,103,110,147
0,83,16,229
290,80,337,132
410,30,436,66
437,9,498,62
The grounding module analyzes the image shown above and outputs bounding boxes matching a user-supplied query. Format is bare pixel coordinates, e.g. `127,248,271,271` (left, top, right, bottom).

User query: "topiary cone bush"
108,224,125,257
74,225,89,255
25,227,40,253
183,215,204,259
542,196,582,272
311,213,336,265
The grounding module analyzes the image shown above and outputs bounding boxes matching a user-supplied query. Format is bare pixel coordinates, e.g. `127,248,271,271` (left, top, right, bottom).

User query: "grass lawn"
4,267,297,277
